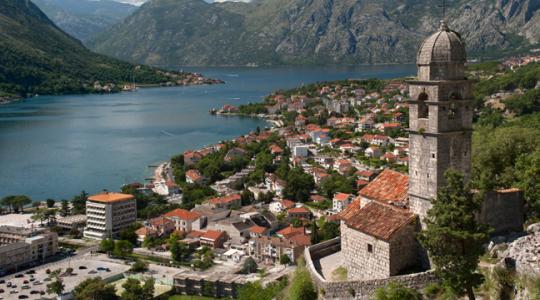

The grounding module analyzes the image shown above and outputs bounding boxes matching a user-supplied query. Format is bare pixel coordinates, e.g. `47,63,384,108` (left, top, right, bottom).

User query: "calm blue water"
0,65,415,200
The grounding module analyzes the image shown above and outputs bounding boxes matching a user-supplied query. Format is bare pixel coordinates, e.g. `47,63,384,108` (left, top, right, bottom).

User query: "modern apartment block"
0,226,58,273
83,192,137,240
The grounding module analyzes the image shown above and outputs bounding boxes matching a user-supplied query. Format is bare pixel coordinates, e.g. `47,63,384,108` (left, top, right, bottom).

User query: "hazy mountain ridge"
32,0,137,42
88,0,540,67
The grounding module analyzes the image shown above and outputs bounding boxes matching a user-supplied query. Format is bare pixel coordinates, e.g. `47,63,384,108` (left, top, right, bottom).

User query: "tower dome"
416,21,467,81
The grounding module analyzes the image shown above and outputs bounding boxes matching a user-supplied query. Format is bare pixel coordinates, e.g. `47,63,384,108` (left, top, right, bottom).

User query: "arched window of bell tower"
449,102,459,119
418,92,429,119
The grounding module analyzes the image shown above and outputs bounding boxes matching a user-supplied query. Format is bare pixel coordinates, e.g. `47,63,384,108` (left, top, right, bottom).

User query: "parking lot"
0,254,130,300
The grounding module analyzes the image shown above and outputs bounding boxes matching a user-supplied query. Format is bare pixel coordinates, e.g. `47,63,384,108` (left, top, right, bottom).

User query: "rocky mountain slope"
89,0,540,67
32,0,137,42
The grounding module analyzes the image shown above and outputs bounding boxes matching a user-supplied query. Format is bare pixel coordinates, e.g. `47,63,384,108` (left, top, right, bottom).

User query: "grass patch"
331,266,347,281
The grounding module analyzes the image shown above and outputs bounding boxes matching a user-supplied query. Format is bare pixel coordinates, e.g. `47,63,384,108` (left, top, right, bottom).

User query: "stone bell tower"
408,21,474,220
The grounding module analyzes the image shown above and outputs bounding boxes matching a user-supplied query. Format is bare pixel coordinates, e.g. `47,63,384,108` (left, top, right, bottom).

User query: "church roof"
417,21,466,65
343,201,416,241
359,169,409,206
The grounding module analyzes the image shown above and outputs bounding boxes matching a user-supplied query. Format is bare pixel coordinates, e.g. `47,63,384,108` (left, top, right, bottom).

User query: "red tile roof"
201,230,226,241
248,225,268,234
187,230,205,238
287,207,311,214
359,169,408,205
88,192,134,203
334,193,352,202
277,226,305,239
289,234,312,247
280,199,296,209
186,169,203,181
135,227,156,236
164,208,201,221
344,201,415,241
150,216,174,227
209,194,241,205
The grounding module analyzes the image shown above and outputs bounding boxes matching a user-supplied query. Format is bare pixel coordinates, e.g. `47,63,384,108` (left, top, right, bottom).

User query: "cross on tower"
439,0,447,21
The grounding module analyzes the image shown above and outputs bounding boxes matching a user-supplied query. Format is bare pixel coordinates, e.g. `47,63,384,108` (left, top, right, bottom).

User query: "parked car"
22,281,28,284
24,270,35,275
14,274,23,278
0,280,5,284
78,266,87,270
18,295,28,299
9,290,17,294
0,289,4,293
21,286,30,290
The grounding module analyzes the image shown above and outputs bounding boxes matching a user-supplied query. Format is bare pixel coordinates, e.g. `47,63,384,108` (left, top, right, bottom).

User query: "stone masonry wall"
305,239,438,299
341,222,391,281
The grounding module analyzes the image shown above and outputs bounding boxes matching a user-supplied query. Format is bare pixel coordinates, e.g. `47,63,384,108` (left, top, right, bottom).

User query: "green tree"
46,269,65,296
119,223,142,245
2,195,32,213
73,277,118,300
310,220,320,244
113,240,133,258
169,234,191,263
60,199,70,217
100,238,115,253
283,168,315,202
287,263,317,300
374,282,422,300
419,170,490,300
241,257,258,274
72,190,88,214
46,198,55,208
121,278,154,300
129,260,148,273
279,254,292,265
515,149,540,218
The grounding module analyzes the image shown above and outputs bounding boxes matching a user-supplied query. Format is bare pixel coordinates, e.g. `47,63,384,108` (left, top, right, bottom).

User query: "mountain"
0,0,202,100
89,0,540,67
32,0,137,42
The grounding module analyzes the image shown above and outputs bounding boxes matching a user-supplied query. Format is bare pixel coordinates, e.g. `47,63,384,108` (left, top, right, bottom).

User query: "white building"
83,192,137,240
293,144,309,157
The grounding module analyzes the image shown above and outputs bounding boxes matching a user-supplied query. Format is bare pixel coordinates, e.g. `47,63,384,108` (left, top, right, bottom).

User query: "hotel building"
83,192,137,240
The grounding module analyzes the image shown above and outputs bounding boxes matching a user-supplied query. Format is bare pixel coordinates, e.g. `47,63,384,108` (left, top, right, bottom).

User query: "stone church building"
339,21,524,281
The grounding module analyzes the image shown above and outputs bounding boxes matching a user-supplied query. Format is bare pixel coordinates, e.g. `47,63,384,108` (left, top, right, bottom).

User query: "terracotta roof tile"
344,201,415,241
209,194,241,205
88,192,134,203
248,225,268,234
277,226,305,239
359,169,409,205
164,208,201,221
201,230,226,241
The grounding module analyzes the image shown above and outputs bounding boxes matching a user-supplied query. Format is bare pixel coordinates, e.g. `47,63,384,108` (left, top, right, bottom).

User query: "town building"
83,192,137,240
340,201,417,280
56,215,87,231
0,226,58,273
332,193,353,213
164,208,202,233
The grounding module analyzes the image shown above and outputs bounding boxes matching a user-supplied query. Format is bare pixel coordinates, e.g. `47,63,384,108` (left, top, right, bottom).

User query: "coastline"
0,79,225,106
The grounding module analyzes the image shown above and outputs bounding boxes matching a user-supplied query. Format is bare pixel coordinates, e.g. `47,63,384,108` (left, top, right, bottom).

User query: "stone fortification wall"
305,239,437,299
478,190,524,235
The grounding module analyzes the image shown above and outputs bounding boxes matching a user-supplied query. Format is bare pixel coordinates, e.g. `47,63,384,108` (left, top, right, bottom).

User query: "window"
432,153,436,158
367,244,373,253
418,92,429,118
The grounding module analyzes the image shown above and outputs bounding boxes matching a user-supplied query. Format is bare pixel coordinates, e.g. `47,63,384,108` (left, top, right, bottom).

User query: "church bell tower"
408,21,474,220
